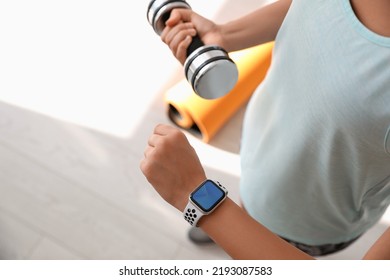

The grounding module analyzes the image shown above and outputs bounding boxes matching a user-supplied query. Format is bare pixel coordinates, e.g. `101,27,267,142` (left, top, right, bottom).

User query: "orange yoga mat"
164,42,274,142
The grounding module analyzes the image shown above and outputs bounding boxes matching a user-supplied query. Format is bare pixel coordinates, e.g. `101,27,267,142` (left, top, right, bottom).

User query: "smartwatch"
183,179,228,227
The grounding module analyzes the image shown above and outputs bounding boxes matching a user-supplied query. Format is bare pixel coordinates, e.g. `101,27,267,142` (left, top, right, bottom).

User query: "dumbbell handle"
147,0,238,99
147,0,208,59
159,8,206,60
186,35,205,57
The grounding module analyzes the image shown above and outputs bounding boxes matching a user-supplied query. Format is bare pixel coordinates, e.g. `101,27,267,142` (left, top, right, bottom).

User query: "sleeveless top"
240,0,390,245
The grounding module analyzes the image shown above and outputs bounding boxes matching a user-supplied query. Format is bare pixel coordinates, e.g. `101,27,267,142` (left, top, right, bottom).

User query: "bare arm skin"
363,227,390,260
160,0,390,64
140,124,312,260
160,0,292,64
141,1,390,260
198,198,312,260
140,124,390,260
350,0,390,37
218,0,292,52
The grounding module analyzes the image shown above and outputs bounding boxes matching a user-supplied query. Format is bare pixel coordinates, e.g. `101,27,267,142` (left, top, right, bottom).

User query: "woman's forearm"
220,0,292,52
198,198,313,260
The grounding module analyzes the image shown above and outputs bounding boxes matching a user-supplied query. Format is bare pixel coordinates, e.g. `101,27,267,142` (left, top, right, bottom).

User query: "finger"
176,35,193,63
139,158,151,178
143,145,154,158
161,22,195,46
166,9,193,27
147,133,161,147
169,31,193,60
153,123,176,136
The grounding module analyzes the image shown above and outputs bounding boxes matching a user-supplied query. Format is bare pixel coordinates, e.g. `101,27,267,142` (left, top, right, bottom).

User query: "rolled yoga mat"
164,42,274,143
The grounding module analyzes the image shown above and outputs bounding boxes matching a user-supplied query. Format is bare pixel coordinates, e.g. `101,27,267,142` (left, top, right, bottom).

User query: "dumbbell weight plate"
147,0,238,99
185,46,238,99
147,0,190,35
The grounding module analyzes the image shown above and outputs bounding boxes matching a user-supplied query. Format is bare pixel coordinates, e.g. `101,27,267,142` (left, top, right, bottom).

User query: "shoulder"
350,0,390,37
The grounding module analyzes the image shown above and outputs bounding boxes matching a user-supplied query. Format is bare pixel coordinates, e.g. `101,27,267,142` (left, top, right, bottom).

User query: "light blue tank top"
240,0,390,245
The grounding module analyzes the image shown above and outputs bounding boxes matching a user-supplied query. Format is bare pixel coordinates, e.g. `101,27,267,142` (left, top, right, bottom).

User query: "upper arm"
363,226,390,260
350,0,390,37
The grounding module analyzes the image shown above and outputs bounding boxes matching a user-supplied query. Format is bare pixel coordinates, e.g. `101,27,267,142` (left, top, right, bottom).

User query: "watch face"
191,180,226,212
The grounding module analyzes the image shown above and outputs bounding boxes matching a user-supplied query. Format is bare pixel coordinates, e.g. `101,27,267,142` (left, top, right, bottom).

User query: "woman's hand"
140,124,207,211
160,9,224,64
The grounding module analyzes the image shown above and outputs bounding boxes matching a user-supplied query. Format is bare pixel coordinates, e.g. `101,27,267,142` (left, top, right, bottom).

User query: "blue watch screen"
191,180,225,212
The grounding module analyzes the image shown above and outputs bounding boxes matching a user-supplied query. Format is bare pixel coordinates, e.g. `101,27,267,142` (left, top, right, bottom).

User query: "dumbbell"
147,0,238,99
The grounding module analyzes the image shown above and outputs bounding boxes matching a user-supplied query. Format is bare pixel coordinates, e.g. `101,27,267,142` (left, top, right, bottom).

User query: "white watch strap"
183,201,203,227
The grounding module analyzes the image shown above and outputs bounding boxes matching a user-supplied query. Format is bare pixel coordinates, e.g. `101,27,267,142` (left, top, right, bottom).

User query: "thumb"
166,8,194,26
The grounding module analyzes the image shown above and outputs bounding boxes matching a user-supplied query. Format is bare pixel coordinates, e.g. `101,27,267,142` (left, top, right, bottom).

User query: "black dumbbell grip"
186,35,204,57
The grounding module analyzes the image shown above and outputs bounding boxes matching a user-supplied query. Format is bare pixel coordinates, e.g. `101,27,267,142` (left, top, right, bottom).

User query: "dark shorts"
281,235,361,257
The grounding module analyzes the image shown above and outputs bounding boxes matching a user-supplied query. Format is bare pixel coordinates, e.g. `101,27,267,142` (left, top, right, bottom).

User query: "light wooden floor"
0,0,389,260
0,98,239,260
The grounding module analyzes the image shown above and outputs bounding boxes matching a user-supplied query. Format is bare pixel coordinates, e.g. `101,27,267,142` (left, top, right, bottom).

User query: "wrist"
218,23,233,52
175,176,207,212
219,21,246,52
197,196,234,228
